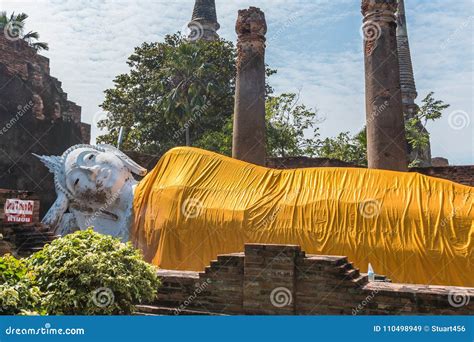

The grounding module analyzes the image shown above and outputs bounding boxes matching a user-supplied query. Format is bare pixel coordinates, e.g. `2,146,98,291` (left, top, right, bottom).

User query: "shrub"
27,229,160,315
0,255,42,315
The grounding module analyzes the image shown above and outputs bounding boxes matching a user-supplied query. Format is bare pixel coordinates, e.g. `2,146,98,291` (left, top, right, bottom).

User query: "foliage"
98,34,288,155
0,255,42,315
319,92,449,166
192,92,323,158
0,11,49,51
27,229,160,315
266,93,322,158
98,34,236,154
319,129,367,166
195,117,233,156
157,40,232,146
405,92,450,166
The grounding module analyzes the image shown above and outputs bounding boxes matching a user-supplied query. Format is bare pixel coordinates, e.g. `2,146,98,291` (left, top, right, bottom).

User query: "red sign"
4,199,34,223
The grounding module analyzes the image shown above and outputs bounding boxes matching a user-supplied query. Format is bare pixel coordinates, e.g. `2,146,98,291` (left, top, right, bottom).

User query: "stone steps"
135,305,227,316
1,222,58,257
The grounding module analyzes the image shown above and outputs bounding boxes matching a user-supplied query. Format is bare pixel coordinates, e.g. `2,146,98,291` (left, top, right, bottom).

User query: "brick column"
361,0,408,171
232,7,267,166
243,244,299,315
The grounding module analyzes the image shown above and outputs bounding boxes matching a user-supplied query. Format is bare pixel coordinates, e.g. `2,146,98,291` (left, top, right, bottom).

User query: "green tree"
98,34,327,158
0,12,49,51
405,91,450,166
194,92,323,158
266,93,322,158
319,129,367,166
158,41,232,146
319,92,449,166
98,34,236,154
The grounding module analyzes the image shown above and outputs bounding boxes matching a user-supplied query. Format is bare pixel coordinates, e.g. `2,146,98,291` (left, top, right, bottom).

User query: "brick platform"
149,244,474,315
0,189,57,257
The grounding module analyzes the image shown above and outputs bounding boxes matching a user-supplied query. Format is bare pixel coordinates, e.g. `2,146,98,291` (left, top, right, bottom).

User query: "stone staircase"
134,269,228,316
135,305,227,316
1,222,59,257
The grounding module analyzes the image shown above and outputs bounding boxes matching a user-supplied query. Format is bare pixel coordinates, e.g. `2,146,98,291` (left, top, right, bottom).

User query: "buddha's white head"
63,146,132,206
34,144,147,230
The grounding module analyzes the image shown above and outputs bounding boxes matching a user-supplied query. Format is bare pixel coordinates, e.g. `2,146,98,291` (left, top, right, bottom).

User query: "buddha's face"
64,147,131,205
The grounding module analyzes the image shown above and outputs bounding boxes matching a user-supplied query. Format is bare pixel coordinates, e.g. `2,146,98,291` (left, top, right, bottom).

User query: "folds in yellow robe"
132,147,473,287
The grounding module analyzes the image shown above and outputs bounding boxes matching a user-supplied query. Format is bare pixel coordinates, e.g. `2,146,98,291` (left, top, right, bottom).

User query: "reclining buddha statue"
35,144,473,286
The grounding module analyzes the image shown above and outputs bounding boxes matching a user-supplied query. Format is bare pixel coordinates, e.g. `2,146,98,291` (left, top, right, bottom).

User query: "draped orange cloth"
132,147,473,286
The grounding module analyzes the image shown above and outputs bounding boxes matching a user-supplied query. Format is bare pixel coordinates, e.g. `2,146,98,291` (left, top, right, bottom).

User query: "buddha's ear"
97,144,148,177
42,191,69,233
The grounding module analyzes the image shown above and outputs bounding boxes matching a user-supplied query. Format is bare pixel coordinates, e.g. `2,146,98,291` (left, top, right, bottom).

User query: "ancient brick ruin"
138,244,474,315
0,34,90,216
0,189,57,257
362,0,408,171
396,0,431,166
125,149,474,188
266,157,474,188
188,0,220,41
232,7,267,166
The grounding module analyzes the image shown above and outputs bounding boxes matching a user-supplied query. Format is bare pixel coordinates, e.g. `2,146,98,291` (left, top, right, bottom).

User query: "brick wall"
125,150,473,187
266,157,474,187
0,34,91,217
125,151,162,172
0,189,40,224
154,244,474,315
411,166,474,187
266,156,357,169
0,37,42,79
0,189,56,257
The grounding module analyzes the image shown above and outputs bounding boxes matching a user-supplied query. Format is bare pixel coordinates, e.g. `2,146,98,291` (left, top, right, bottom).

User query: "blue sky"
2,0,473,164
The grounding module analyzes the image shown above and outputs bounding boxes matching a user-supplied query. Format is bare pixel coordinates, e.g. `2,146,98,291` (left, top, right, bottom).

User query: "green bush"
0,255,42,315
27,229,160,315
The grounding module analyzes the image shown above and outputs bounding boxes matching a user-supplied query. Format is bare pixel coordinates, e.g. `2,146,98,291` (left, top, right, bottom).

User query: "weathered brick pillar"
232,7,267,166
243,244,299,315
361,0,408,171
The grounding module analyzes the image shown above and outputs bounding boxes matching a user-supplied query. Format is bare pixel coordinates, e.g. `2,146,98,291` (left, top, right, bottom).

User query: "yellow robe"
132,147,473,287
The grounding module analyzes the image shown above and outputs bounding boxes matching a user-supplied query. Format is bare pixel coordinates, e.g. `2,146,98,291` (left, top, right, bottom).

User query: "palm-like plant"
159,41,218,146
0,11,49,51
